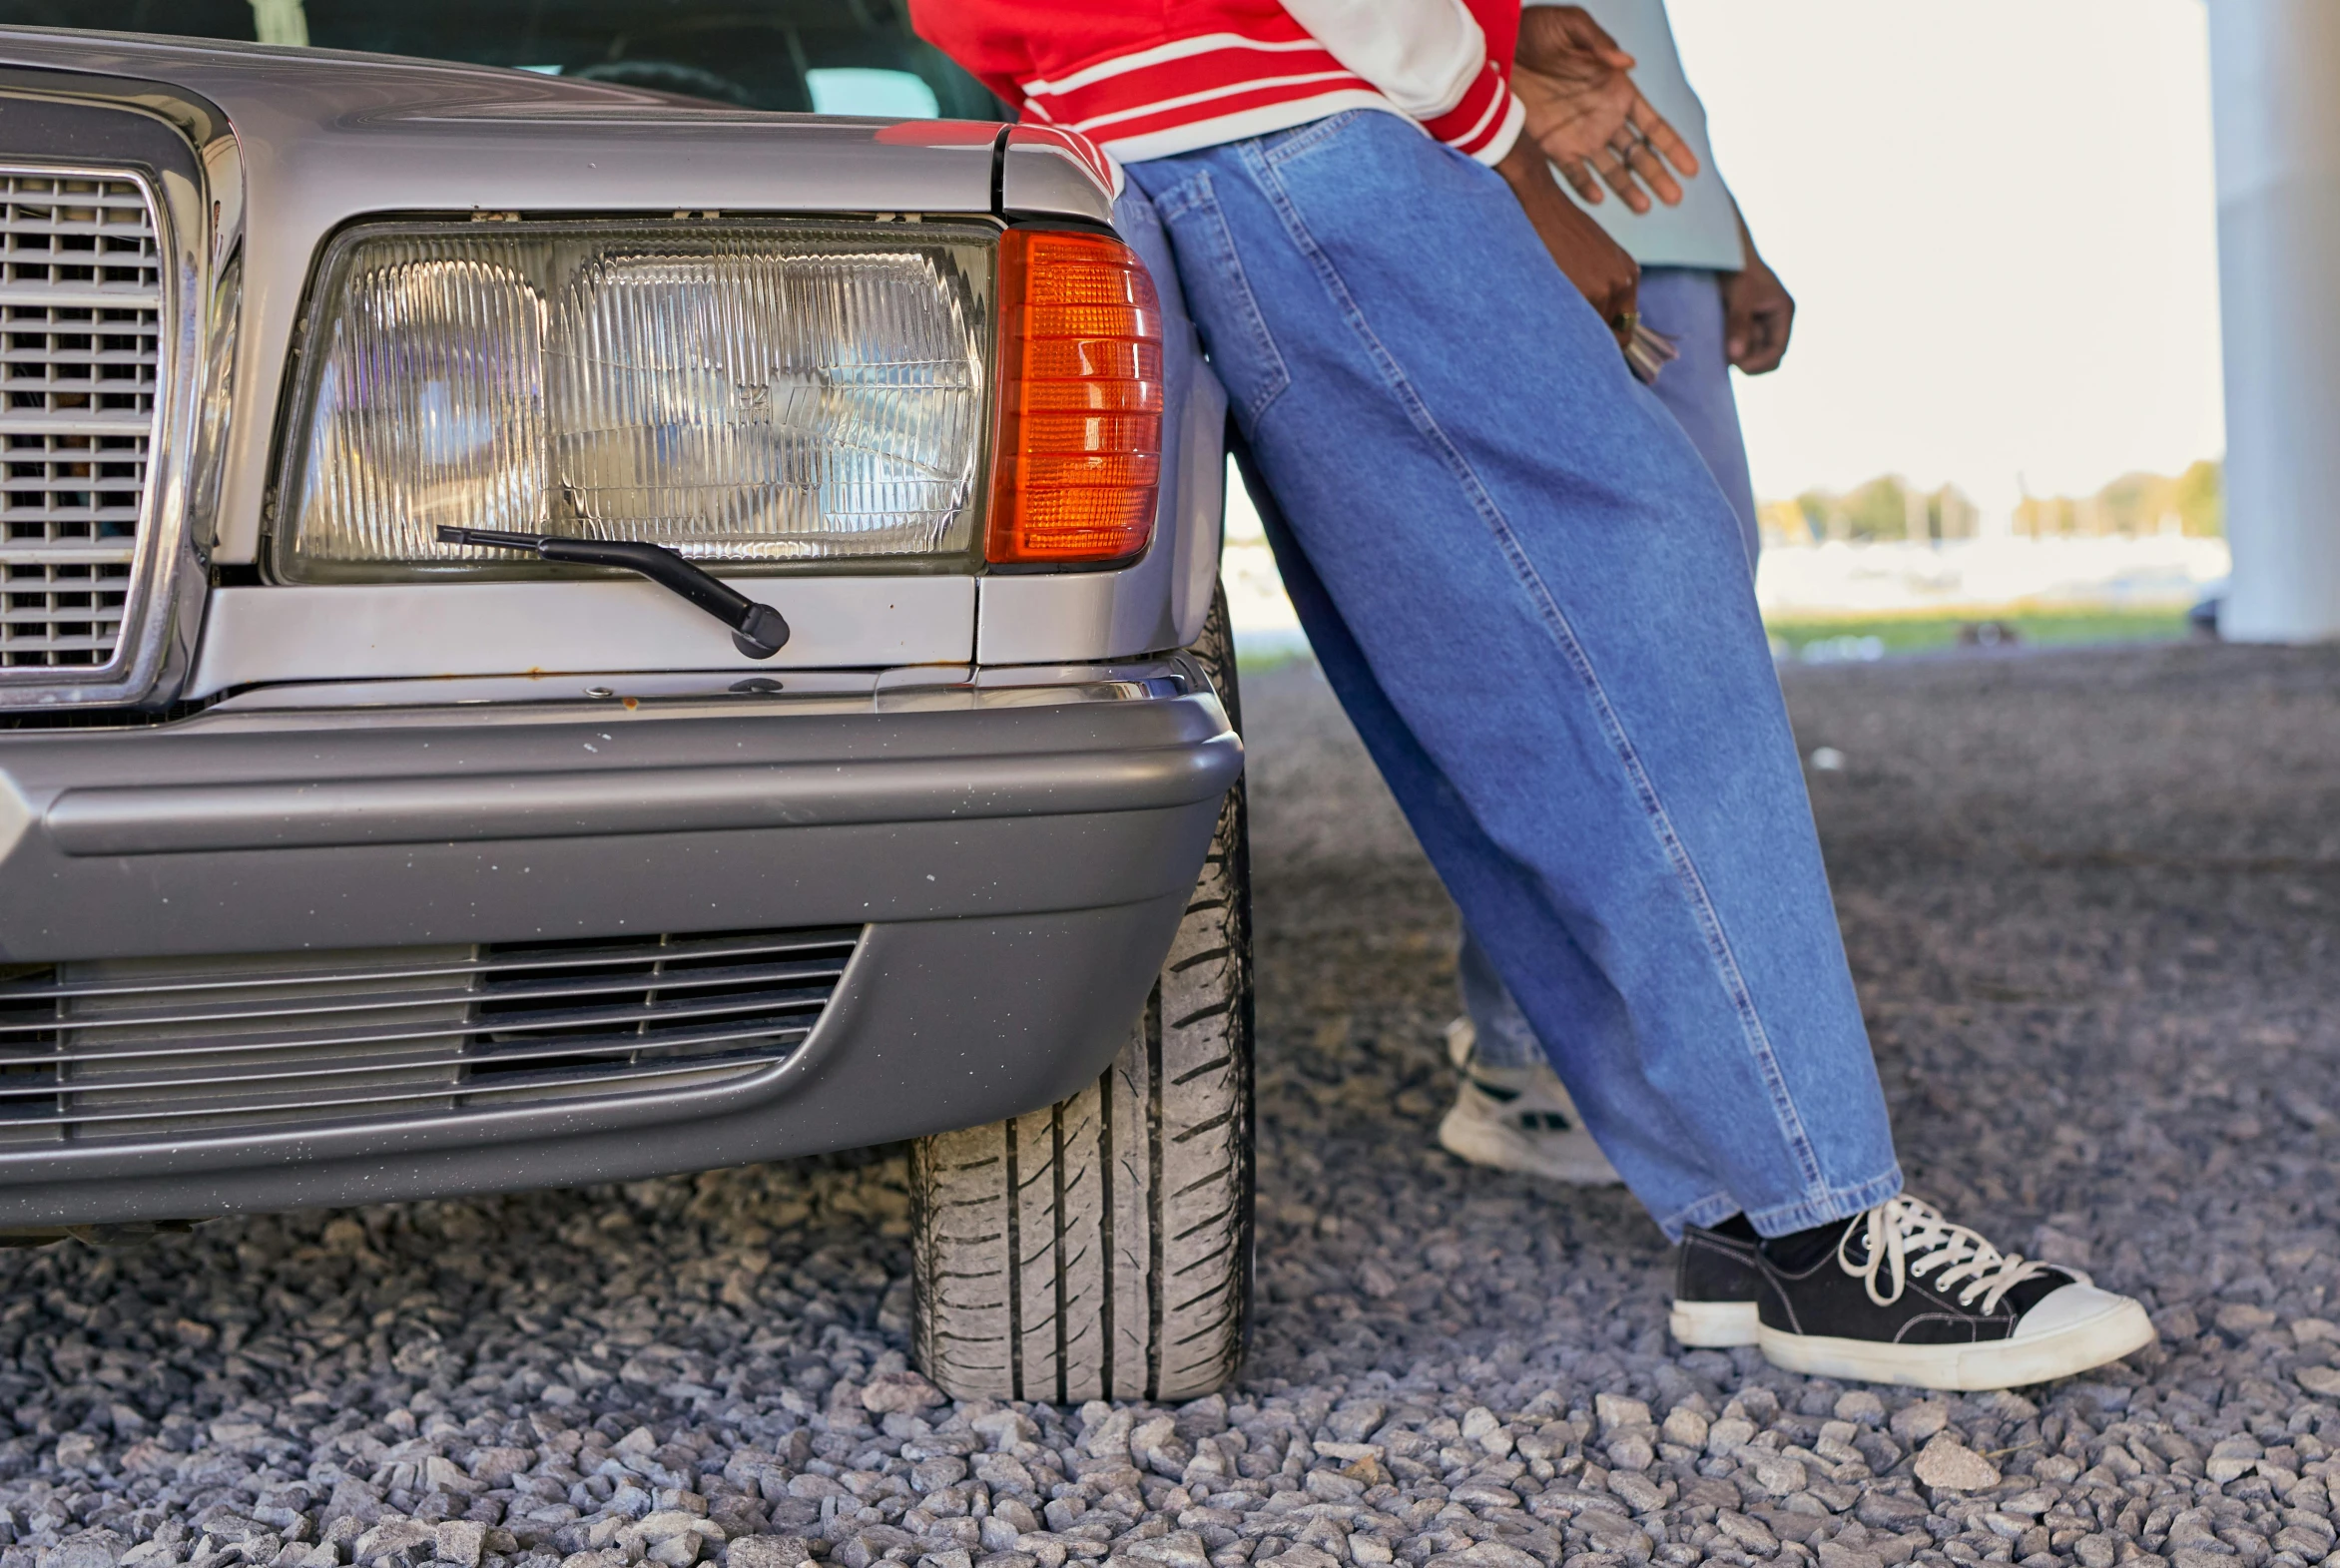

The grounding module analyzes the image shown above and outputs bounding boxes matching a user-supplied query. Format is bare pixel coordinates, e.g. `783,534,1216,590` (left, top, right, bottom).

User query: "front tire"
909,589,1253,1402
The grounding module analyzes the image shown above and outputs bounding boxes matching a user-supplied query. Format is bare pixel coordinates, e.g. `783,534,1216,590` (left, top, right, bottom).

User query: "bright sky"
1665,0,2223,518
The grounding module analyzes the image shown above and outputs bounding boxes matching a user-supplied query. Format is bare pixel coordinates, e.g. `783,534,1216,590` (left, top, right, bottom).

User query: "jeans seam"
1151,169,1290,425
1243,131,1833,1202
1741,1167,1905,1241
1259,108,1372,168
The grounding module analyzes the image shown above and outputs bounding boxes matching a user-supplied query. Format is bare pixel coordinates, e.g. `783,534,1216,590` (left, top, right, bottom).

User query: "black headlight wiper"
436,525,791,660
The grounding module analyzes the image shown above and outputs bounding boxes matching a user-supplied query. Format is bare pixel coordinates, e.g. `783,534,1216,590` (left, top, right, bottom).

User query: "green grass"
1765,605,2194,660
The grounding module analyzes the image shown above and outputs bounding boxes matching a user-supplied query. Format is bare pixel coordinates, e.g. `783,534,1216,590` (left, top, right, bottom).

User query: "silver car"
0,4,1252,1405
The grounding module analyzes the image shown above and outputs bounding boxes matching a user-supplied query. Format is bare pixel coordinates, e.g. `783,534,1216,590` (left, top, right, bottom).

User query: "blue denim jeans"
1117,111,1900,1240
1464,265,1761,1073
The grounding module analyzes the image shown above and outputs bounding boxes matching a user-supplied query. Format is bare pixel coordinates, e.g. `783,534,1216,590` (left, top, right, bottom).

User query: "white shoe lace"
1839,1197,2052,1313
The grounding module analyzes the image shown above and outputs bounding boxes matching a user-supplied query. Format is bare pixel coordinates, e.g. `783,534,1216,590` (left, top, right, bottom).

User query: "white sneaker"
1436,1017,1622,1185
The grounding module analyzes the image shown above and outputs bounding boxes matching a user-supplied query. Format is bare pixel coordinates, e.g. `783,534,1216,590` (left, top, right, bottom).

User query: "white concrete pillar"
2209,1,2340,641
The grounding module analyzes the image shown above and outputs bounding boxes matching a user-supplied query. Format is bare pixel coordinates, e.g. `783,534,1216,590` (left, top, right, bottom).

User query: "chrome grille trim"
0,76,244,714
0,172,162,675
0,926,859,1142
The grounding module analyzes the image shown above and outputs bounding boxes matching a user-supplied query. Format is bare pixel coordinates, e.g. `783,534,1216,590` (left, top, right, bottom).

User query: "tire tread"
912,587,1252,1402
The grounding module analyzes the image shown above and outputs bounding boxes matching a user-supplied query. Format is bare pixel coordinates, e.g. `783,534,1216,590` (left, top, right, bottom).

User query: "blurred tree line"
1760,478,1983,548
1759,460,2222,548
2013,459,2222,539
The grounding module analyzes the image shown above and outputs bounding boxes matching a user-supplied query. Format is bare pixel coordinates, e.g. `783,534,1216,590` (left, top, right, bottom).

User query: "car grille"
0,172,163,674
0,927,859,1145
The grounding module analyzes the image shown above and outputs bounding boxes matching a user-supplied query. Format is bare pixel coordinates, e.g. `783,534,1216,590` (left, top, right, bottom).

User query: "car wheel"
909,585,1253,1402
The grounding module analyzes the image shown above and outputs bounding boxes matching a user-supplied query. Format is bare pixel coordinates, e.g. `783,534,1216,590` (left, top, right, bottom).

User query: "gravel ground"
6,643,2340,1568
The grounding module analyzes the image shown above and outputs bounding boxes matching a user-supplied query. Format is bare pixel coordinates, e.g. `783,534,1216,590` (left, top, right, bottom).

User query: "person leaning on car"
1439,0,1804,1188
909,0,2157,1388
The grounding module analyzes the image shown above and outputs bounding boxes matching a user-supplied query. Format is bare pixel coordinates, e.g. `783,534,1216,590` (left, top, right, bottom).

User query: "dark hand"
1513,5,1700,214
1496,135,1639,342
1722,241,1794,373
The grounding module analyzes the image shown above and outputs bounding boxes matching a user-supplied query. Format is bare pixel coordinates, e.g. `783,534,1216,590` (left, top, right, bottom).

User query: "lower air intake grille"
0,927,859,1144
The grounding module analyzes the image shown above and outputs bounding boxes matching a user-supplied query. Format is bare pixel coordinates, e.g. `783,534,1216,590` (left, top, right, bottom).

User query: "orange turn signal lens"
985,229,1165,565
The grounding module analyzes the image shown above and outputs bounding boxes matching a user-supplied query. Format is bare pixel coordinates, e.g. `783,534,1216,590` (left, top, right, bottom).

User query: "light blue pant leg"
1639,267,1760,566
1121,113,1899,1240
1456,918,1544,1067
1464,265,1761,1074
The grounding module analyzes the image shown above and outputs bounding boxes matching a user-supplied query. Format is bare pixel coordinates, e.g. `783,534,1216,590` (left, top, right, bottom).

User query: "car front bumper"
0,661,1240,1226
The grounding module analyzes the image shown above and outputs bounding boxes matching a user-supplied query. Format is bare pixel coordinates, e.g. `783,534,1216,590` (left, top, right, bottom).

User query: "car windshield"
3,0,1006,119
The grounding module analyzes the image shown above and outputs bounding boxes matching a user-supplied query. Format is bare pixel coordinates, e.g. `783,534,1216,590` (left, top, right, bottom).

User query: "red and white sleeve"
1276,0,1524,164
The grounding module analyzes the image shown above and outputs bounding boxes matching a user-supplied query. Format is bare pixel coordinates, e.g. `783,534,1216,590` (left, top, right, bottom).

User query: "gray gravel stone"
1913,1437,2000,1492
436,1519,486,1568
36,1533,124,1568
1886,1404,1949,1446
354,1520,436,1568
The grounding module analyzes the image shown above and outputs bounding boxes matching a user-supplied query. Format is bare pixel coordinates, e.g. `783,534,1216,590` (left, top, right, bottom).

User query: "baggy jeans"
1115,110,1902,1240
1464,264,1763,1071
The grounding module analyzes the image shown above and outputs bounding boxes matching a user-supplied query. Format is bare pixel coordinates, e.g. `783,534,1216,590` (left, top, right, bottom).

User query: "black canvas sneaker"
1671,1214,1764,1347
1755,1197,2153,1389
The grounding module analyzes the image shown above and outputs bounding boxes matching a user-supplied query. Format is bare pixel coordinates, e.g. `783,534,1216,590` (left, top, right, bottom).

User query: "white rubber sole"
1670,1300,1761,1348
1757,1295,2155,1390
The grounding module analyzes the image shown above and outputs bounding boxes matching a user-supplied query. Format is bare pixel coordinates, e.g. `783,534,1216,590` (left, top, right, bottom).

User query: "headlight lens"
278,221,992,581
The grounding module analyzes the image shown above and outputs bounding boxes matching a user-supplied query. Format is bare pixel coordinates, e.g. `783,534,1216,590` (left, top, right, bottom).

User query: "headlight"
276,220,992,581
